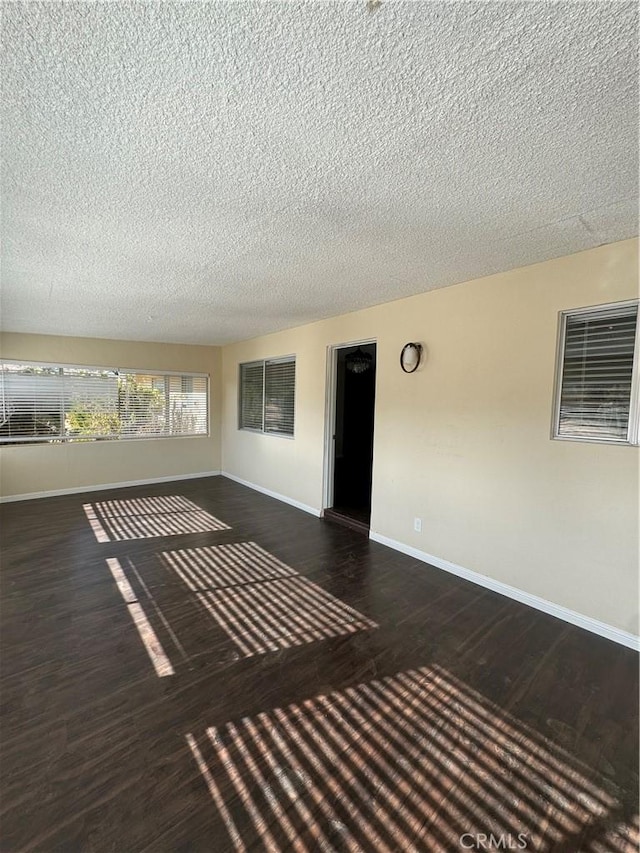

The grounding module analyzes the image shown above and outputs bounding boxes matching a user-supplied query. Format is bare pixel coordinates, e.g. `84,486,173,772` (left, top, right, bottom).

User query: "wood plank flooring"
0,476,637,852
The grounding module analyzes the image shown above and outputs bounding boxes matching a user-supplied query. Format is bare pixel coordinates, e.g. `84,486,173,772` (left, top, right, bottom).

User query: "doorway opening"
323,342,377,534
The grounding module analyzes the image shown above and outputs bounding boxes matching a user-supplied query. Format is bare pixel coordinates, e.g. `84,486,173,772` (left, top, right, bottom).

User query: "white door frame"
322,338,377,512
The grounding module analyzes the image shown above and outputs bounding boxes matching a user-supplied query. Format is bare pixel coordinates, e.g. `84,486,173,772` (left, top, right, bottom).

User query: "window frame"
551,299,640,446
0,359,210,445
238,355,296,438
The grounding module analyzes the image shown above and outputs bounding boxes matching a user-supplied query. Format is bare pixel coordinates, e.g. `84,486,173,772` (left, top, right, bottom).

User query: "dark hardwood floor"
1,476,638,852
323,506,370,535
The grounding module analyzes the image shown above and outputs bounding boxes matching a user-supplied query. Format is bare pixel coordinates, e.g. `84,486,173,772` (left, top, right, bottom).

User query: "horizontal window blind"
556,303,638,442
166,374,208,436
239,363,264,431
239,357,295,436
64,367,120,439
265,359,295,435
0,362,208,444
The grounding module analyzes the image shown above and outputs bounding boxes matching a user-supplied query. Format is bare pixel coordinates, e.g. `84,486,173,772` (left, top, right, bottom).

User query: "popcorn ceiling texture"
1,1,638,346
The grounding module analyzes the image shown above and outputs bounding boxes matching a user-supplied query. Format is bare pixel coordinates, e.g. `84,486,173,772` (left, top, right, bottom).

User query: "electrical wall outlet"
413,517,422,533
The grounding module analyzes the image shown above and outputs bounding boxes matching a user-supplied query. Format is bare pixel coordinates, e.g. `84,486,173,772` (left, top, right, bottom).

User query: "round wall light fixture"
400,342,423,373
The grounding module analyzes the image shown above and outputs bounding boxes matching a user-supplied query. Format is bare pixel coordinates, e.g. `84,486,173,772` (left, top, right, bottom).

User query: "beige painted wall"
0,334,222,496
222,239,640,635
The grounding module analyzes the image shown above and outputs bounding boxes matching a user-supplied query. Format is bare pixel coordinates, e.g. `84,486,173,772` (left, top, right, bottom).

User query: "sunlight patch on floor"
187,664,637,852
162,541,378,657
84,495,230,541
107,557,174,676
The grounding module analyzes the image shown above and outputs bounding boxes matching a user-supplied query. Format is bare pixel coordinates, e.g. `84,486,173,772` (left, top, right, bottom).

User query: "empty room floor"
1,476,638,852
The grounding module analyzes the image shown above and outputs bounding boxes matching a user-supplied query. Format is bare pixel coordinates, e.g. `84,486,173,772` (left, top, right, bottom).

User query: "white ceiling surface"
1,2,638,346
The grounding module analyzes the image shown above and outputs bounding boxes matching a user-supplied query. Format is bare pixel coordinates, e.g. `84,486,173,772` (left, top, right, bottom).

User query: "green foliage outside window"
66,377,165,439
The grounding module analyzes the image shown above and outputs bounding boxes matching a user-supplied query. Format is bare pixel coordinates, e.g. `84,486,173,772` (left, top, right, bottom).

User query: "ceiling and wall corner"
1,1,637,346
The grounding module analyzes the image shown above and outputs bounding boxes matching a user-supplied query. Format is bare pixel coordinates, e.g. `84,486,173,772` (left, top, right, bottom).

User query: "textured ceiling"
1,1,638,346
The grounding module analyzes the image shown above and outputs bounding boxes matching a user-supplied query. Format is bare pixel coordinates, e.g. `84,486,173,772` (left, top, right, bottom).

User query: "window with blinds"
239,357,295,436
239,362,264,431
0,362,208,444
553,301,639,444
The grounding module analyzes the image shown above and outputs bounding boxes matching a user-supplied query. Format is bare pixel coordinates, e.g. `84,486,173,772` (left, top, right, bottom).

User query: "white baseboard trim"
222,472,321,518
369,531,640,652
0,471,222,503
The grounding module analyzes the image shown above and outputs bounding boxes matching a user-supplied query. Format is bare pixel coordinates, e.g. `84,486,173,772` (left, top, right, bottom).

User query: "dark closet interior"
327,343,376,533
